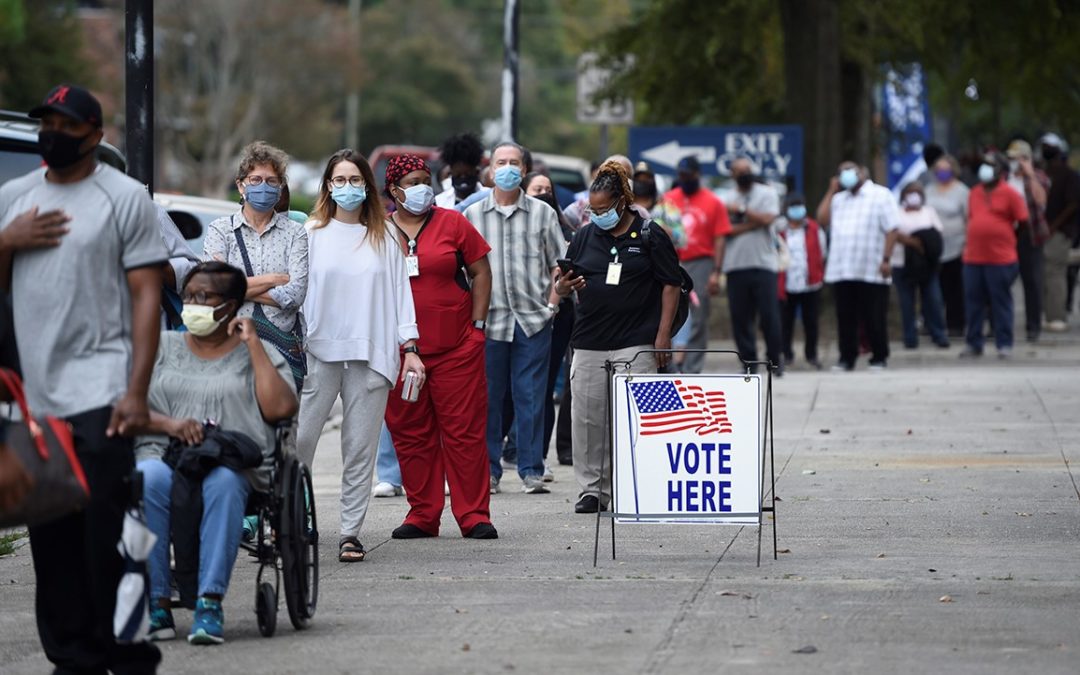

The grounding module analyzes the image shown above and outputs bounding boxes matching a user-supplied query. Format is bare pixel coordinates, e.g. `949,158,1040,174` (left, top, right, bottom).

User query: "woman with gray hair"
203,141,309,389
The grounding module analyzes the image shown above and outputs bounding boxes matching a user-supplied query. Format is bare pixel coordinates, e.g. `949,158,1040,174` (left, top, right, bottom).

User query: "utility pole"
345,0,361,151
125,0,154,192
501,0,520,142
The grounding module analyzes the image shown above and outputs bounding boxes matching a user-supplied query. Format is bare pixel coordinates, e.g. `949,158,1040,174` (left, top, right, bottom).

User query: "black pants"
938,257,965,336
1016,231,1044,337
726,269,784,371
543,302,574,462
28,406,161,675
834,281,890,367
554,356,573,465
781,289,821,362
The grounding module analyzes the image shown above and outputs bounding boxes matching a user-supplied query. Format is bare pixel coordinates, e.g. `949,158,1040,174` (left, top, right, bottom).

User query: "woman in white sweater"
296,149,425,563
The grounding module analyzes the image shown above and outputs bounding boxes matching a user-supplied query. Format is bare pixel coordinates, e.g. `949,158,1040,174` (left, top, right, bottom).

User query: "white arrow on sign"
640,141,717,169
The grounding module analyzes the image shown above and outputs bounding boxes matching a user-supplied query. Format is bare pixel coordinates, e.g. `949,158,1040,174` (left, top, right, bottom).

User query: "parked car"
533,152,592,195
152,192,239,257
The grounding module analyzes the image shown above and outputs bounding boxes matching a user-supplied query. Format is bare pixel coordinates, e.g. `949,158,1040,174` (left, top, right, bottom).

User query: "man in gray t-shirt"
0,84,164,672
721,157,784,372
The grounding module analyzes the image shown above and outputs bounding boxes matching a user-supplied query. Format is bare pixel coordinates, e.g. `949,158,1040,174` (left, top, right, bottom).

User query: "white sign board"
612,374,761,524
576,52,634,125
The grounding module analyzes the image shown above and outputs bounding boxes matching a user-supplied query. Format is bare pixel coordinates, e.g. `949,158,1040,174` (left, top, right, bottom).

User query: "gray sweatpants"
571,345,654,504
296,354,390,540
1043,231,1071,323
682,256,715,373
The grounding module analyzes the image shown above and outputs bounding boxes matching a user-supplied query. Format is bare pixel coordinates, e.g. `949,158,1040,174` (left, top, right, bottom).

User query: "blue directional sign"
629,125,804,193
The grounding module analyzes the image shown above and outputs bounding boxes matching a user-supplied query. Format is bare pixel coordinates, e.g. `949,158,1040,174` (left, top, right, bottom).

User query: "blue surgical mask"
494,165,522,191
331,184,367,212
839,168,859,190
243,182,281,212
786,205,807,221
399,184,435,215
591,205,621,230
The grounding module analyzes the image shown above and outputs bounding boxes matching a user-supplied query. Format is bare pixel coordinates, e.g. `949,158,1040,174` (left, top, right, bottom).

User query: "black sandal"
338,536,365,562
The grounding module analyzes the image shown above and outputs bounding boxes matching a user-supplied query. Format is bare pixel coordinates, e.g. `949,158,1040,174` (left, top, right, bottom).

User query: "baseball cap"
676,156,700,172
29,84,103,128
1040,132,1069,153
633,160,653,178
1006,140,1032,159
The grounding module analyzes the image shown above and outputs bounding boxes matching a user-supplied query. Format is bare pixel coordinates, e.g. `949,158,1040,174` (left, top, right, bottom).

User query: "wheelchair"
240,422,319,637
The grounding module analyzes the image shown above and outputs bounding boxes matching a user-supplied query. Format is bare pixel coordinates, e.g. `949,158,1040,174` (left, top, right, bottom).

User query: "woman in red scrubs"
382,154,498,539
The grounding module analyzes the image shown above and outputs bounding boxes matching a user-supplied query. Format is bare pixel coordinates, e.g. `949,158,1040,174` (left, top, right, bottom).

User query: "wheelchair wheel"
255,581,277,637
280,458,319,630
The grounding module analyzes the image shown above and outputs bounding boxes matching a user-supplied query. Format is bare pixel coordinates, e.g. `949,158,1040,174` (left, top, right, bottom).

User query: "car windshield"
0,150,43,186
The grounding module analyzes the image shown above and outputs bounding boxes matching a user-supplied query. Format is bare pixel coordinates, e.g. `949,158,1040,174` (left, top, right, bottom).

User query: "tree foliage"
0,0,90,111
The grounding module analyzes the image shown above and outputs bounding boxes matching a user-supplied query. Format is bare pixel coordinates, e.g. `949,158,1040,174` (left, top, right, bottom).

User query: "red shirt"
393,207,491,355
663,187,731,262
964,183,1029,265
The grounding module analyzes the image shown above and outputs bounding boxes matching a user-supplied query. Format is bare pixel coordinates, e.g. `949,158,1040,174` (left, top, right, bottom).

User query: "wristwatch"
546,302,560,316
473,319,486,331
403,344,420,355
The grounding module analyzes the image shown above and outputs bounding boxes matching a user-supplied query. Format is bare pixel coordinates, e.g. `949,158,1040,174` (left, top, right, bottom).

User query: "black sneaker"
392,524,435,539
465,522,498,539
574,495,601,513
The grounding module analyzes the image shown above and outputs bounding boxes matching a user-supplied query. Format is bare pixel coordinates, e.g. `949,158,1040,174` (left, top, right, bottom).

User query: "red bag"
0,369,88,528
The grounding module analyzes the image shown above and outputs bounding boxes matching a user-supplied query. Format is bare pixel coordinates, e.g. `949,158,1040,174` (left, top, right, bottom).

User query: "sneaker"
489,476,501,494
240,515,258,543
868,361,887,371
372,481,403,498
522,475,550,494
148,605,176,642
998,347,1013,360
958,346,983,359
188,597,224,645
1046,320,1068,333
542,465,555,482
830,362,854,372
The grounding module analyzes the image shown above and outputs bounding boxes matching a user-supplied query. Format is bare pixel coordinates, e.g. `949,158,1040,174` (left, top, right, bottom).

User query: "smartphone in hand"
556,258,574,276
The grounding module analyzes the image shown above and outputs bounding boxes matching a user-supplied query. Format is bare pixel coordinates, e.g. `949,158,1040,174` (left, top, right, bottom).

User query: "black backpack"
639,219,693,335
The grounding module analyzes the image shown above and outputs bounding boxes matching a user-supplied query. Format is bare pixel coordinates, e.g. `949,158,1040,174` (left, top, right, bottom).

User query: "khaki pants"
570,345,654,504
1043,231,1071,323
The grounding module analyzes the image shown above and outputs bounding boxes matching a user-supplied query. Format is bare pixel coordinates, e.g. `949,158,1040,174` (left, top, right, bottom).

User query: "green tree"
0,0,90,111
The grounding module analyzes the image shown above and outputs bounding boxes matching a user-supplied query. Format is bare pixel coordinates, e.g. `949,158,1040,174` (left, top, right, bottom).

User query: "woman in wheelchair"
135,261,299,644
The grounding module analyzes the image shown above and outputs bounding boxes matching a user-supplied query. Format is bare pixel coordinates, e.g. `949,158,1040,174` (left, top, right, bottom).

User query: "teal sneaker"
188,597,225,645
241,515,258,543
148,605,176,641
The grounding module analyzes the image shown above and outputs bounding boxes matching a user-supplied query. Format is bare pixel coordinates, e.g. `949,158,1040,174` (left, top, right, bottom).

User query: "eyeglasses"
181,291,223,305
241,175,283,188
584,199,620,217
329,176,366,189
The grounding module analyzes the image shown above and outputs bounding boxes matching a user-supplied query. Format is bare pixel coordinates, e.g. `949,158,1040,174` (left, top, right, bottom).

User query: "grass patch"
0,531,27,556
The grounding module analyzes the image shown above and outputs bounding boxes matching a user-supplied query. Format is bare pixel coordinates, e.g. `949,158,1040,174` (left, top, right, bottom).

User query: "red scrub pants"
385,328,492,535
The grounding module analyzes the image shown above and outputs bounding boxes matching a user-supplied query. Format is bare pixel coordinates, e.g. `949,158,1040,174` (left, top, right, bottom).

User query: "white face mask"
903,192,923,209
978,163,997,184
181,302,228,337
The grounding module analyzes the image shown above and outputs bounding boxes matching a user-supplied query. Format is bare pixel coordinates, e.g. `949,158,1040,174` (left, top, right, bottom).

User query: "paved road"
2,337,1078,674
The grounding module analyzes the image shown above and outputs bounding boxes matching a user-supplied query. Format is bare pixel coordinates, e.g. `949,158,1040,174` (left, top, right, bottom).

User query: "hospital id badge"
406,255,420,277
606,262,622,285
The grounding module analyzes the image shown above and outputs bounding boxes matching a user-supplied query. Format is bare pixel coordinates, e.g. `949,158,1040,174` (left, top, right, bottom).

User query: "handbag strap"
232,217,256,277
0,368,50,460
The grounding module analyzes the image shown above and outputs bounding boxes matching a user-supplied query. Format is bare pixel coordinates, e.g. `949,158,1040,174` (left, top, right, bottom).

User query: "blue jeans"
963,262,1019,351
376,423,402,486
486,322,552,481
893,266,948,347
138,458,251,601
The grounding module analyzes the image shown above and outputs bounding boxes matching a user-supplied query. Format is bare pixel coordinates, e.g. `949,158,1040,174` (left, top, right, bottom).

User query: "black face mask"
535,191,559,213
681,177,700,195
38,130,94,170
453,173,479,198
735,173,754,190
633,178,657,199
1042,146,1061,162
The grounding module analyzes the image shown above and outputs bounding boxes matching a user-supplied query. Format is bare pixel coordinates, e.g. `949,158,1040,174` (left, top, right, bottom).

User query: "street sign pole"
124,0,153,193
501,0,520,142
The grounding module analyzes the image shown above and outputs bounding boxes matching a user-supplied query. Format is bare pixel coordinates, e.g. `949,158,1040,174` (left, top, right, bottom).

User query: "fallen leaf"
718,589,754,599
906,429,913,435
777,548,792,554
875,553,886,559
462,643,471,652
819,428,831,434
919,478,931,483
802,469,816,475
928,568,937,572
939,595,954,603
792,645,818,654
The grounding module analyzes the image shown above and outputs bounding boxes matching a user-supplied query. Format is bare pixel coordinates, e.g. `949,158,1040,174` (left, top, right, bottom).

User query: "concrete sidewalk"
1,338,1078,674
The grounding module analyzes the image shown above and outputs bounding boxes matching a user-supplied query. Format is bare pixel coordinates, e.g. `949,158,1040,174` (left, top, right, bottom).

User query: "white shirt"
780,220,828,293
434,187,457,209
824,181,900,285
303,218,419,385
892,205,944,267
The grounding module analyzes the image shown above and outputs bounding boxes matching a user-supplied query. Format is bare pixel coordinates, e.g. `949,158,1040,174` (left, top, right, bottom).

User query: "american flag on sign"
628,379,732,436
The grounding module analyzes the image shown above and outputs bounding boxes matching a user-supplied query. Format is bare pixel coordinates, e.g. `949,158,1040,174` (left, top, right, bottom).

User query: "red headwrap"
384,154,430,196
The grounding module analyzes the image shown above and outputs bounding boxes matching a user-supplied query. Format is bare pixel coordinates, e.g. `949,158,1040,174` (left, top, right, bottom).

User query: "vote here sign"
611,374,761,524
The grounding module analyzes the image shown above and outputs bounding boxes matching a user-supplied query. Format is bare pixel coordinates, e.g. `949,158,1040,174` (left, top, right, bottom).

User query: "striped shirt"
824,181,900,285
464,189,566,342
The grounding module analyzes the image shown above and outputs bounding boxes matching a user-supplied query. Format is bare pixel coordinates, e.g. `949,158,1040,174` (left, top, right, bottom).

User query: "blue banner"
882,64,933,194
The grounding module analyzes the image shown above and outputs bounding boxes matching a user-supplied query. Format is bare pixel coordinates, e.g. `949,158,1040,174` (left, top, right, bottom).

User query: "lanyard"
390,210,435,255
